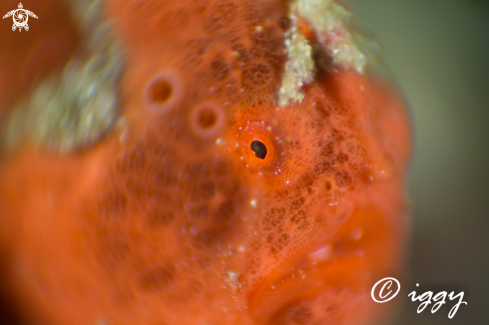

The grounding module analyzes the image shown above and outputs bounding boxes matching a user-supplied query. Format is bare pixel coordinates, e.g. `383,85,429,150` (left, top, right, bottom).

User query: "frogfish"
0,0,412,324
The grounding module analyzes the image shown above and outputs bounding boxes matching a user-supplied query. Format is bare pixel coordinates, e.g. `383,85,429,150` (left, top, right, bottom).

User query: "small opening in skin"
325,180,333,191
197,107,218,129
190,104,224,138
149,78,173,104
251,140,267,159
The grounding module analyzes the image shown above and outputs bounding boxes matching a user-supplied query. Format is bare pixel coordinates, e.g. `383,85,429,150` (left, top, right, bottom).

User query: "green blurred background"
349,0,489,324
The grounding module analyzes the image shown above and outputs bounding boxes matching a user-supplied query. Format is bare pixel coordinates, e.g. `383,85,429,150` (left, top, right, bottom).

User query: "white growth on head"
278,0,368,107
1,0,124,153
294,0,367,73
278,14,315,107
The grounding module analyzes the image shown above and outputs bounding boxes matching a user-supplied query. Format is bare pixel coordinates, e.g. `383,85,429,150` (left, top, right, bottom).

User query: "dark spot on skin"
334,172,352,188
276,232,290,249
267,233,274,243
250,240,262,251
242,63,273,90
275,189,290,199
325,179,333,192
270,302,313,325
290,305,313,324
270,246,279,255
262,207,286,231
247,258,260,274
293,173,316,191
290,197,305,210
291,210,309,230
320,142,334,158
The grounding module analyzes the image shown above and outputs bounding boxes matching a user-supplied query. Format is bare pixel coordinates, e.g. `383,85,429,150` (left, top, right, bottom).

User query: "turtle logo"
3,3,38,32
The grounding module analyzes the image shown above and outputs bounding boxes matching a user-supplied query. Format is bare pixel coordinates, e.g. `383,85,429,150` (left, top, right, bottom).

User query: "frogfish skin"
0,0,412,325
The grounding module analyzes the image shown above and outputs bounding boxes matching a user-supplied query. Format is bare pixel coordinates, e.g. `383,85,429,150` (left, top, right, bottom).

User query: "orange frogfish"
0,0,412,324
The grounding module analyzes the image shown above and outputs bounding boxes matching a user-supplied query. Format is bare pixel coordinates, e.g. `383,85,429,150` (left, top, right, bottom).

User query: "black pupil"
251,140,267,159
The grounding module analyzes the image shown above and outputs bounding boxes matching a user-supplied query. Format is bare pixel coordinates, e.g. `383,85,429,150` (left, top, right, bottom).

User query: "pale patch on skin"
294,0,367,73
227,271,242,294
1,0,124,153
278,14,315,107
278,0,370,107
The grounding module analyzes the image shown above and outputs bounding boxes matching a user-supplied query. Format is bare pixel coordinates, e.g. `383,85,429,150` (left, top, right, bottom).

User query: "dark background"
350,0,489,324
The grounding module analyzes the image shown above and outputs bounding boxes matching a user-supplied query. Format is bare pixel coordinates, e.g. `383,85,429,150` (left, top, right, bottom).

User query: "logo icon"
371,277,401,303
3,3,38,32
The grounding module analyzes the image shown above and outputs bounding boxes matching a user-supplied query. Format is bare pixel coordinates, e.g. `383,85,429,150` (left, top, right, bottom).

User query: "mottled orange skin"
0,1,411,325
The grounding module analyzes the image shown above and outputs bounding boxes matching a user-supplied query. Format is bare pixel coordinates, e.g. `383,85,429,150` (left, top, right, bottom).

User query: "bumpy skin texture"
0,1,411,325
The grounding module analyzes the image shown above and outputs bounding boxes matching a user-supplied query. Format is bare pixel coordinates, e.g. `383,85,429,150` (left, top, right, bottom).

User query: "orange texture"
0,1,412,325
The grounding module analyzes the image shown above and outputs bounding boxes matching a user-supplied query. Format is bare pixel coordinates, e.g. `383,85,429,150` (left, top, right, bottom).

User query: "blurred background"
349,0,489,324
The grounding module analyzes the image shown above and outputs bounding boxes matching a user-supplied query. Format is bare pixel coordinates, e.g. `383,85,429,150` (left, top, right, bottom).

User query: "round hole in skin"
149,78,173,104
145,72,182,113
197,107,218,129
190,103,224,138
251,140,267,159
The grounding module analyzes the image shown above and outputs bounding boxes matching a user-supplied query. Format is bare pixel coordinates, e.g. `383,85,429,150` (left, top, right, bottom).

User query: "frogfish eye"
251,140,267,159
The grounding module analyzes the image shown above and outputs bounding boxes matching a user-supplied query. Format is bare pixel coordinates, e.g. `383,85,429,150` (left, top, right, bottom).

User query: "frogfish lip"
247,241,339,320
